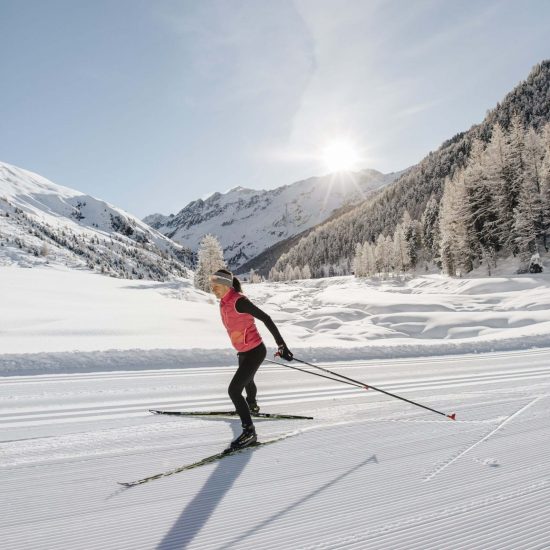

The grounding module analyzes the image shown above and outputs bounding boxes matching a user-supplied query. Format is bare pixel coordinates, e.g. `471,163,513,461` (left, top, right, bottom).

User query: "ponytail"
232,276,242,293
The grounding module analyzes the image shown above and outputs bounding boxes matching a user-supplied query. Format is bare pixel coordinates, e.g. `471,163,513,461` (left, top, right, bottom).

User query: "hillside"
144,169,402,270
0,161,193,280
274,60,550,276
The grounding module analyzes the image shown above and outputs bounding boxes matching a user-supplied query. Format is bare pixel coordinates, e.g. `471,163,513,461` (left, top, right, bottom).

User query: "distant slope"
144,168,402,270
0,161,193,280
274,60,550,275
235,200,365,277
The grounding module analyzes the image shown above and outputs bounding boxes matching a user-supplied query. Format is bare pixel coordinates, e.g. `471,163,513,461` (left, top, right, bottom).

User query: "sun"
321,139,360,172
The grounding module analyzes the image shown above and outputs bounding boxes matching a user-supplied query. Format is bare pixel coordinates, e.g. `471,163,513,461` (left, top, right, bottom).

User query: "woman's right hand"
277,344,294,362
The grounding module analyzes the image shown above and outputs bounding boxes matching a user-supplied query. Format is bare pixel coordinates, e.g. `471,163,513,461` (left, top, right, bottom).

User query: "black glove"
277,343,293,362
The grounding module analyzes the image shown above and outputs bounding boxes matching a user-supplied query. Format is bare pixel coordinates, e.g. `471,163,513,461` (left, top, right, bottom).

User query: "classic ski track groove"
1,350,550,549
2,366,549,428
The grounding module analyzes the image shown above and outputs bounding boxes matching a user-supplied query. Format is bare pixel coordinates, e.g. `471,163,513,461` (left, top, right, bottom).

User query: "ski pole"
277,354,456,421
265,358,365,389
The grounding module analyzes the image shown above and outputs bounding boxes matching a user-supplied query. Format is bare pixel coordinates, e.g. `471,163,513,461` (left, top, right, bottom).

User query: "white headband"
211,272,233,287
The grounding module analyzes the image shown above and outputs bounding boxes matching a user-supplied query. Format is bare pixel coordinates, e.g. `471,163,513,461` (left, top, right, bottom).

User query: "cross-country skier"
210,269,294,450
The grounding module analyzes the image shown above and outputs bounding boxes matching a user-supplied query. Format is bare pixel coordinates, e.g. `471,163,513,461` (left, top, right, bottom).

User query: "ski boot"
229,424,257,451
247,399,260,415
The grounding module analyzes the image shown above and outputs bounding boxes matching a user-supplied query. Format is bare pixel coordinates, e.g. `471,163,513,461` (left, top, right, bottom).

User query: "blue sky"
1,0,549,217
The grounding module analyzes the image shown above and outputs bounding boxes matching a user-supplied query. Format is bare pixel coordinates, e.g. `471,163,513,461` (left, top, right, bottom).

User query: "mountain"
235,199,363,277
0,161,193,280
144,168,402,270
272,60,550,277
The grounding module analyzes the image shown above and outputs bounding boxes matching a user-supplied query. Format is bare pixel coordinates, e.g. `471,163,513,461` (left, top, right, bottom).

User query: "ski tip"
447,413,456,421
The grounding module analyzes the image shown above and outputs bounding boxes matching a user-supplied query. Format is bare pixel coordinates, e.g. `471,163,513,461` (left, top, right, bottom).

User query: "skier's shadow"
218,453,379,549
156,422,251,550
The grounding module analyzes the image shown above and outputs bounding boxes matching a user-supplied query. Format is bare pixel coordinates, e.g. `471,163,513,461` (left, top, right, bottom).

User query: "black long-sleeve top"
235,297,286,347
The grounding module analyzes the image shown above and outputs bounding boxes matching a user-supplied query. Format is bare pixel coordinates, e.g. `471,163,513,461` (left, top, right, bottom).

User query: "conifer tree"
463,138,499,267
514,177,540,264
194,234,227,292
374,234,385,275
392,223,409,273
421,196,440,262
353,242,364,277
501,115,527,253
540,123,550,250
284,264,293,281
439,172,473,275
401,211,420,270
485,124,511,252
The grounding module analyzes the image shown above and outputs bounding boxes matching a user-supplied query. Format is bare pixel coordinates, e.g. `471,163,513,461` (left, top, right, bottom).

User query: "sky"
1,0,549,218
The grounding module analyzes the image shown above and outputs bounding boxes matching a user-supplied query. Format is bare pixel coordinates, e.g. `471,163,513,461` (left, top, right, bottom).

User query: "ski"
118,434,293,487
149,409,313,420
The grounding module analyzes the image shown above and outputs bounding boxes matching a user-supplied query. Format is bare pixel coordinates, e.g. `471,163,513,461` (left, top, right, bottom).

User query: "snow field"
2,266,550,547
1,349,550,549
3,266,550,361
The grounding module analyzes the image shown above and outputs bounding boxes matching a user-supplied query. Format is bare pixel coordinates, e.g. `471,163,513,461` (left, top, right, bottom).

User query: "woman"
210,268,294,450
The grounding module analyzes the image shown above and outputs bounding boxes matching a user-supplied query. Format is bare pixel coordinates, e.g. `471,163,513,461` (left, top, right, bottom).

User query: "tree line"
271,118,550,280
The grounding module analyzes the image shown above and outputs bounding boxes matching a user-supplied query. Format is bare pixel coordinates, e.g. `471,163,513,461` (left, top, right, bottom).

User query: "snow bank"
2,266,550,374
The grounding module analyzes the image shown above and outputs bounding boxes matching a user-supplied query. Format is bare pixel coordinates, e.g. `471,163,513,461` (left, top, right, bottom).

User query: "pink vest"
220,288,263,352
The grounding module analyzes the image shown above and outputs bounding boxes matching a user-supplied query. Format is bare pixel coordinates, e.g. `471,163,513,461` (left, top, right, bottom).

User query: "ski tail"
149,409,237,417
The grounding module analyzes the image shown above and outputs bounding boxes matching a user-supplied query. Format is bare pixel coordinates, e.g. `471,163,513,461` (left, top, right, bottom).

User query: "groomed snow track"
1,349,550,549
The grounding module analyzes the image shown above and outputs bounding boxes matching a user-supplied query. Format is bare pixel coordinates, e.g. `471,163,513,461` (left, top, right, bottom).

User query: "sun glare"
321,140,360,172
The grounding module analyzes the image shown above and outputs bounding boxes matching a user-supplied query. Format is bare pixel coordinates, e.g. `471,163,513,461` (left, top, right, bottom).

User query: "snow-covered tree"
401,212,420,271
439,172,473,275
249,269,263,283
373,234,393,275
353,242,364,277
364,242,375,276
194,234,227,292
514,177,541,265
540,123,550,250
268,267,281,282
463,138,499,269
392,224,409,273
284,263,294,281
421,195,440,262
484,124,512,252
374,235,385,275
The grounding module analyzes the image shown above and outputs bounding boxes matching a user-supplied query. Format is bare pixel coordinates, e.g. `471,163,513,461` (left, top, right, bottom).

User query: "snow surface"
2,266,550,548
3,265,550,360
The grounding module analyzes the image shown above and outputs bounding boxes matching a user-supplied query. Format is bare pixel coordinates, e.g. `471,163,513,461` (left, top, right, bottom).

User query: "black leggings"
228,342,266,427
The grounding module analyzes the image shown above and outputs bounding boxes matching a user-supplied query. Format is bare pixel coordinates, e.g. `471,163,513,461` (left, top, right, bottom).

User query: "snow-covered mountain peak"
0,160,193,279
144,168,402,270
